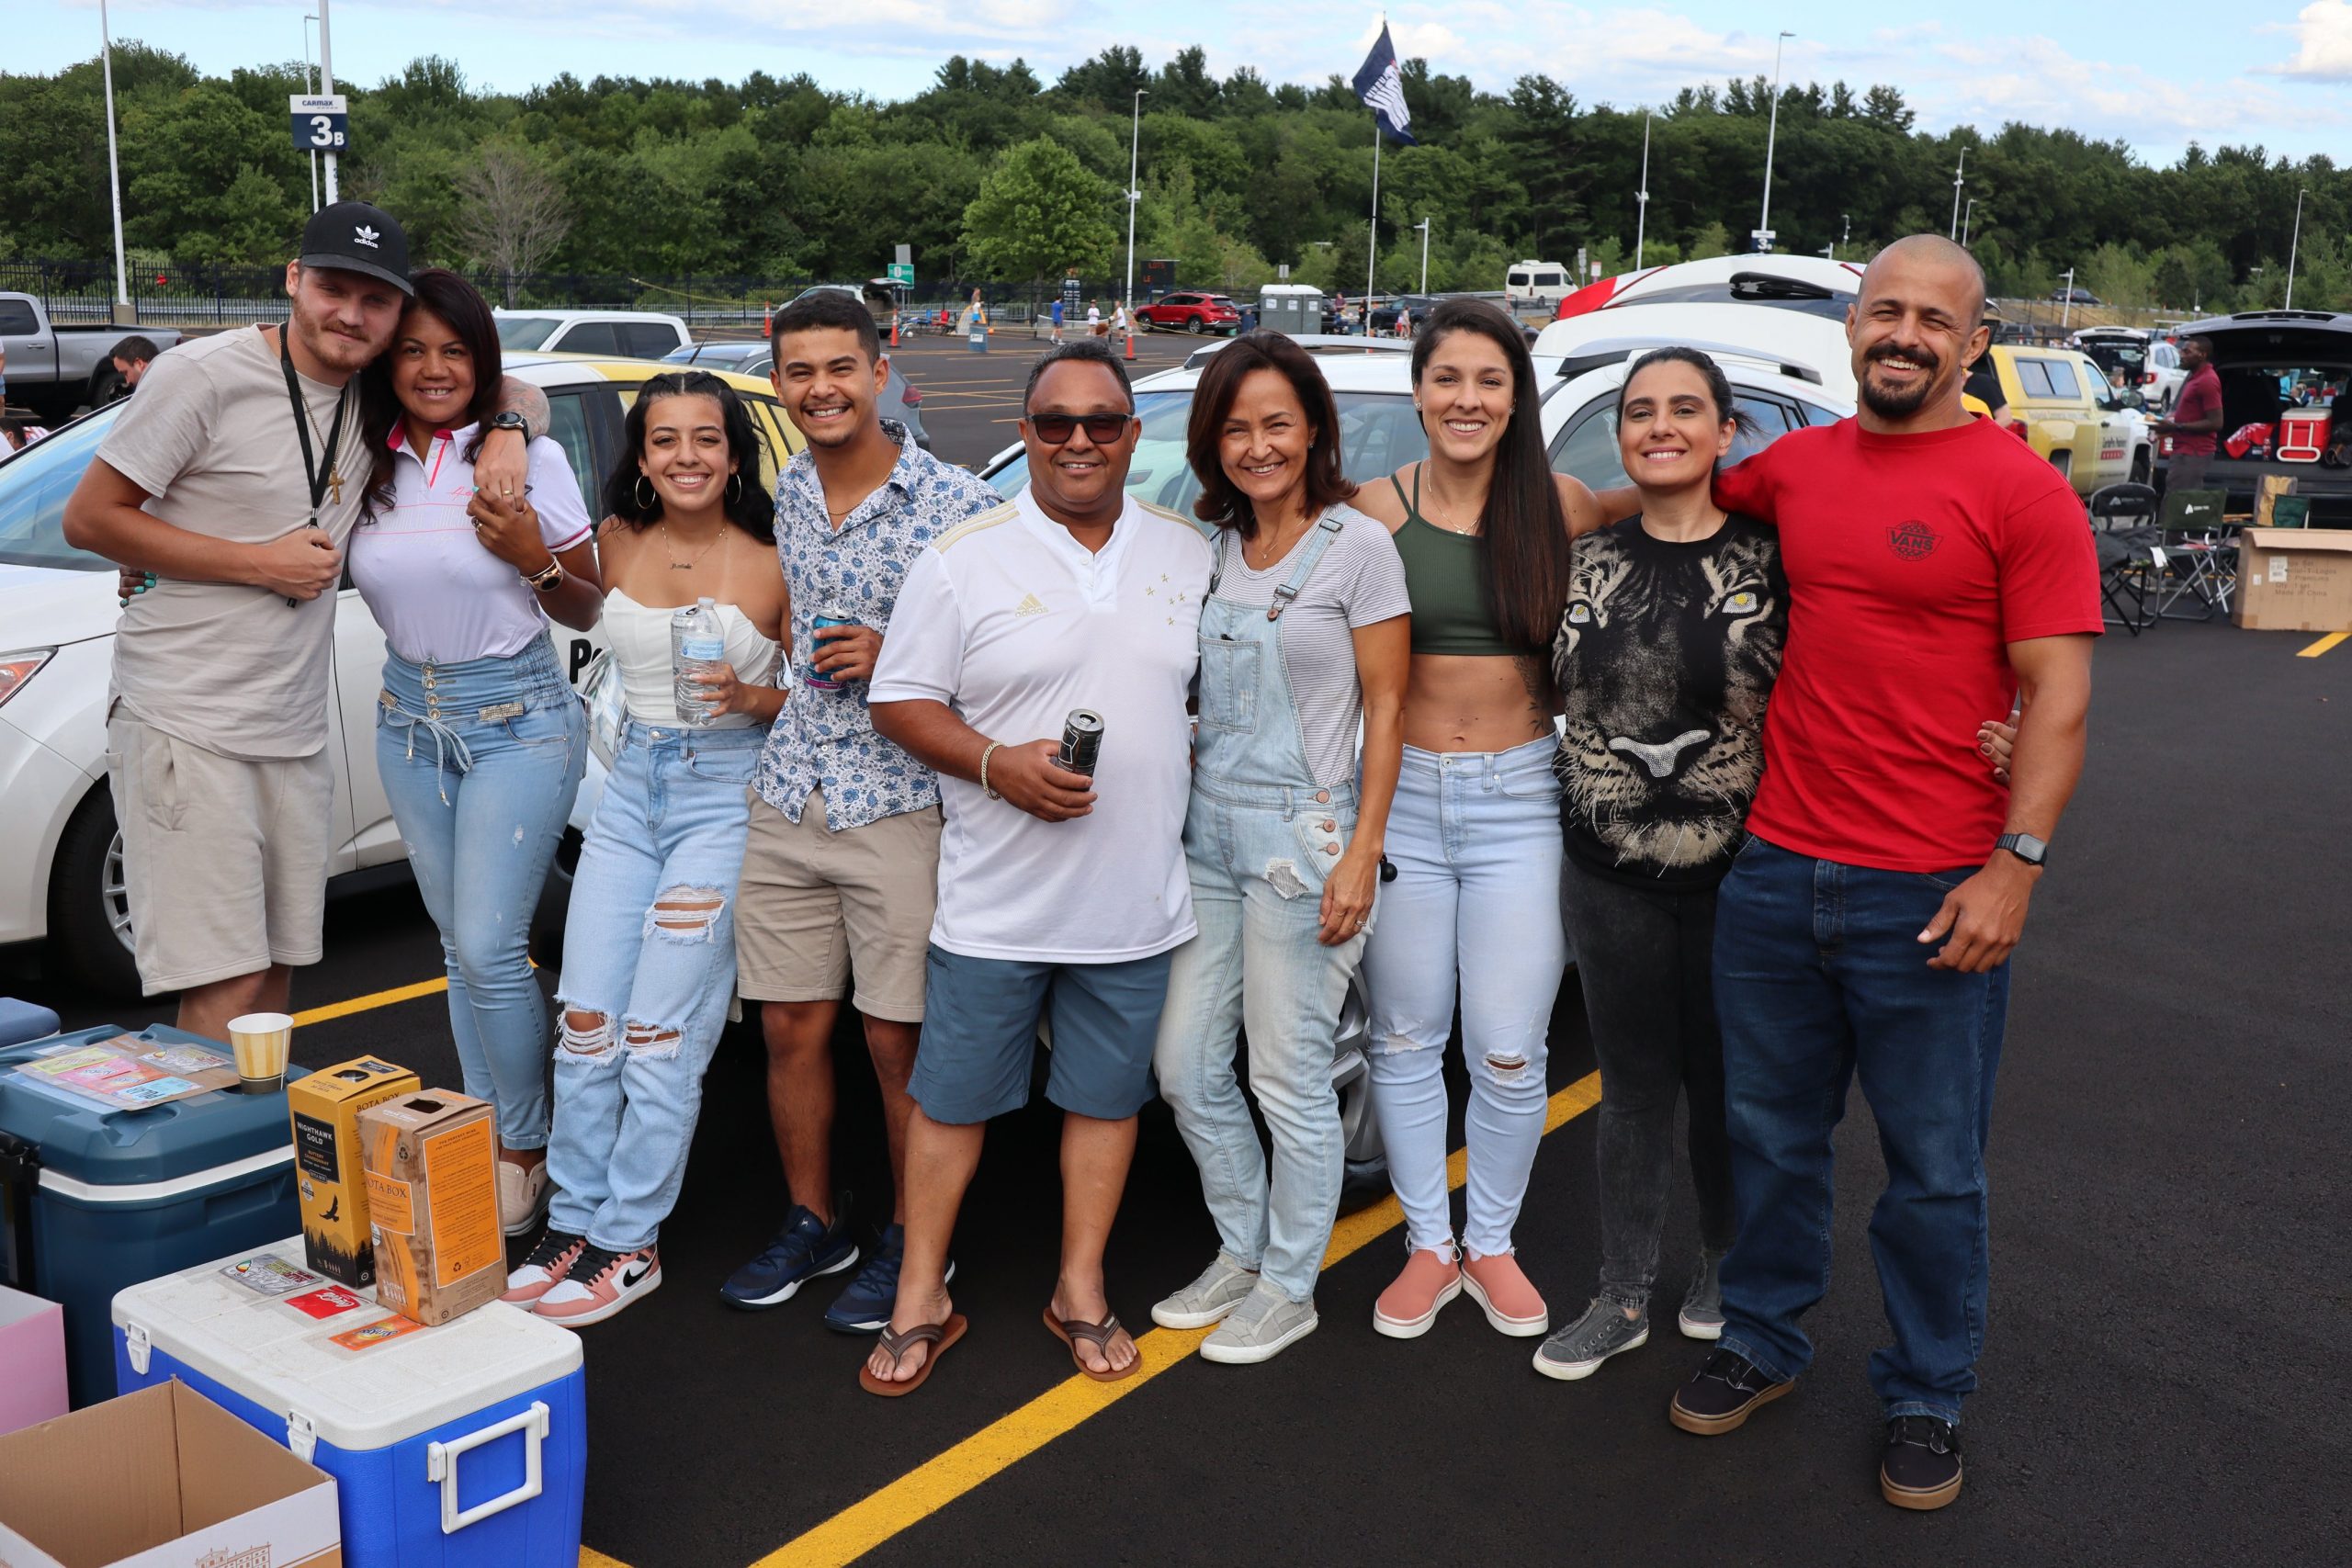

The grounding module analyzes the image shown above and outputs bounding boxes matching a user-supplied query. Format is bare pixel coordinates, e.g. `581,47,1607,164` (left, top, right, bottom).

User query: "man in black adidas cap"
63,202,546,1037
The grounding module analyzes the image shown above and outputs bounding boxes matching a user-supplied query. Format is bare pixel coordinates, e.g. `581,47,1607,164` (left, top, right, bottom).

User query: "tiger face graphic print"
1550,513,1788,883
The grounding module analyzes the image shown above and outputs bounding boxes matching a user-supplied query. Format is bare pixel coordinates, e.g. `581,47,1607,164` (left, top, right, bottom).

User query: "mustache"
1866,343,1939,372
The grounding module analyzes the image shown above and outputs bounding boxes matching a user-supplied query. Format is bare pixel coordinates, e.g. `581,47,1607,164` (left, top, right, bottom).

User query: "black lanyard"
278,325,349,607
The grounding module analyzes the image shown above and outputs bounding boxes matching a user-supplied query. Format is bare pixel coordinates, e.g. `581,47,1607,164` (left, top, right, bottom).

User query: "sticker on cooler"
220,1252,328,1297
328,1314,428,1351
283,1284,368,1319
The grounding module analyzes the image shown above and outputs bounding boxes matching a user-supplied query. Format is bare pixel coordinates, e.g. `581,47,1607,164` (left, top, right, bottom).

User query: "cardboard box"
0,1379,340,1568
0,1285,66,1437
286,1057,419,1288
2233,527,2352,632
357,1091,503,1326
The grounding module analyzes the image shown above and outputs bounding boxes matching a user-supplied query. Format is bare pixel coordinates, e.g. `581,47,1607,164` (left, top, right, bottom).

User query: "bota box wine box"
357,1091,503,1325
287,1058,419,1288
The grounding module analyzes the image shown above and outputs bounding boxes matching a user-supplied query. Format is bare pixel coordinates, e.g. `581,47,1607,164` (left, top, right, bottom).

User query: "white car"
492,310,691,358
1554,254,1866,322
0,353,802,993
2072,328,2185,412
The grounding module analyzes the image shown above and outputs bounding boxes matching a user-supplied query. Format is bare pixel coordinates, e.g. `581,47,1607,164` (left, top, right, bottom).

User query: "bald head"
1846,234,1993,432
1862,235,1987,325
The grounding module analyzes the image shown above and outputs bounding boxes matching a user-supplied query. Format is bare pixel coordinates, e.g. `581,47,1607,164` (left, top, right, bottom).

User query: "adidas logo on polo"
1014,593,1048,617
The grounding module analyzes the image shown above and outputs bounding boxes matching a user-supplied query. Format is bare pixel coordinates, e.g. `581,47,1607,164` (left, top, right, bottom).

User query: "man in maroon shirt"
1655,236,2099,1511
2153,334,2223,491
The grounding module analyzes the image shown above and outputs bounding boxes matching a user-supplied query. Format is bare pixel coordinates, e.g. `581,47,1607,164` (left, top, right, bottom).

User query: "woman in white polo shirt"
351,267,601,1237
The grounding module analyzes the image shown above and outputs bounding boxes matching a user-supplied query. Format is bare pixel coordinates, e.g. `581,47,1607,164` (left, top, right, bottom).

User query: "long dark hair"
601,370,776,544
1186,331,1356,536
1616,345,1761,462
1409,299,1575,650
362,267,503,514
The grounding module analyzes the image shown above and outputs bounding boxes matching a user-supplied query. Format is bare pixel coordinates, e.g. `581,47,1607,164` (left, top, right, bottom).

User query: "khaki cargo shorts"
734,788,941,1021
105,713,335,996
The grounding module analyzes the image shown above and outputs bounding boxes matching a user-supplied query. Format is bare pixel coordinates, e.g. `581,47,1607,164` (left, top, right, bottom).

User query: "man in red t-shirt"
1655,236,2099,1511
2153,333,2223,491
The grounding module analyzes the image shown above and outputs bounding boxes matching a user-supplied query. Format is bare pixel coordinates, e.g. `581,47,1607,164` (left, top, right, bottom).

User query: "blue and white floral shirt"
754,420,999,830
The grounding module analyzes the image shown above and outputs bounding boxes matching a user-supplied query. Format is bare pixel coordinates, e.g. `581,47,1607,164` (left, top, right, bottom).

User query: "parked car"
1505,260,1574,312
2050,287,2102,306
662,340,933,450
2154,310,2351,523
1554,254,1865,321
492,310,691,357
1984,344,2153,495
0,352,803,993
1133,292,1242,335
1367,295,1441,333
2074,327,2186,412
0,294,184,419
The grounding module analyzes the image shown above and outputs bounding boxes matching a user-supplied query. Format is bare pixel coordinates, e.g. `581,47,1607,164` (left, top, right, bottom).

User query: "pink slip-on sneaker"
1461,1251,1550,1337
1374,1248,1463,1339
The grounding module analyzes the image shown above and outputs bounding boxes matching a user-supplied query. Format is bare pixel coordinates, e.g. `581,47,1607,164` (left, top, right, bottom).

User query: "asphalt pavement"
7,345,2347,1564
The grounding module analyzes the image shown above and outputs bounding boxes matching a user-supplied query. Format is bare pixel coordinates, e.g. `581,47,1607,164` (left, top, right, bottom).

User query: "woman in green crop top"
1350,299,1608,1347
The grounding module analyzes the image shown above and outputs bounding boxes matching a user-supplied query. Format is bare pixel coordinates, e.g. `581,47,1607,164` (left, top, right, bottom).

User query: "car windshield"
2079,341,2147,378
495,316,562,349
986,389,1430,513
0,407,122,571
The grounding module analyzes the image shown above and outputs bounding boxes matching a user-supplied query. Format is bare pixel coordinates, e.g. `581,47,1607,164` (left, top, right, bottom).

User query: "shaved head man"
1848,235,1992,424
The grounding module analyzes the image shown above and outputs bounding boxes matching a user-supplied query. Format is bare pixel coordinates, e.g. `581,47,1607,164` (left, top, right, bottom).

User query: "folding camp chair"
2087,484,2164,636
2154,486,2235,620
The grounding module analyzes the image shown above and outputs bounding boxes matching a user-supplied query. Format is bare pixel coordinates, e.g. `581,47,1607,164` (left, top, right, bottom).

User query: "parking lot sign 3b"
290,94,350,152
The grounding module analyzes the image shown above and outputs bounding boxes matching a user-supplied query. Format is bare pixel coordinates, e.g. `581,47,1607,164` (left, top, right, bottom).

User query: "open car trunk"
2159,312,2352,523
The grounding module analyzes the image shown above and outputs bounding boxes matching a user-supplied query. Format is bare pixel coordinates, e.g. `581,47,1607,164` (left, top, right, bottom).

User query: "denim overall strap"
1196,513,1346,794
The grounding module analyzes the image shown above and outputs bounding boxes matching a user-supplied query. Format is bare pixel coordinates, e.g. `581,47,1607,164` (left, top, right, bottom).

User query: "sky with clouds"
17,1,2350,166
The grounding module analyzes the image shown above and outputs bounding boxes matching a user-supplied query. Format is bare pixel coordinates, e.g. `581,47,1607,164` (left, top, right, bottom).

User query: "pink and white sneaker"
1461,1250,1550,1337
501,1228,585,1307
1373,1248,1464,1339
534,1243,662,1327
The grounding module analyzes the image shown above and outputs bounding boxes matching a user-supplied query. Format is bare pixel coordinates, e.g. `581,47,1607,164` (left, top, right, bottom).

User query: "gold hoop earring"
634,475,655,511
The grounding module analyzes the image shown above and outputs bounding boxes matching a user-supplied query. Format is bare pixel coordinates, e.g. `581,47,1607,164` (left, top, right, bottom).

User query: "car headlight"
0,649,55,709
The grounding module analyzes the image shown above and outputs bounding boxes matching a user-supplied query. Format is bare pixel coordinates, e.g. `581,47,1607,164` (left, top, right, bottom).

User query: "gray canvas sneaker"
1678,1251,1726,1340
1198,1284,1319,1365
1150,1253,1260,1329
1532,1299,1651,1382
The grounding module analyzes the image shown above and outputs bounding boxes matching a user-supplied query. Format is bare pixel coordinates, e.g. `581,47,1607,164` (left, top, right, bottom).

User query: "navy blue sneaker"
719,1196,859,1310
822,1224,955,1335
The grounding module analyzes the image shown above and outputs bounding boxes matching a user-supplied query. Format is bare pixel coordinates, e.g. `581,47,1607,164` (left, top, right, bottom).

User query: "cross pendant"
328,468,344,506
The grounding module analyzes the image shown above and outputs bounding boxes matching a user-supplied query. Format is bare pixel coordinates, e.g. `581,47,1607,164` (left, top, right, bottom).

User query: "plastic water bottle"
671,597,725,726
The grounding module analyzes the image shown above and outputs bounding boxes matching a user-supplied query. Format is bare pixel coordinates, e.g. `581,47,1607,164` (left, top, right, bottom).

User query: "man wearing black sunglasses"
857,339,1215,1393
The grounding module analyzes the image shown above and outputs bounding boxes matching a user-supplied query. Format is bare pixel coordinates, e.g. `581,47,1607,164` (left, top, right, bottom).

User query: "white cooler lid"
111,1236,583,1451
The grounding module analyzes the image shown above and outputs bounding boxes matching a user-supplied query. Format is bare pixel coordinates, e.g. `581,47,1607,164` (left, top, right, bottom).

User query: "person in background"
110,337,160,398
720,290,996,1331
1963,344,2007,430
503,372,786,1327
2153,334,2222,491
352,267,602,1238
1089,299,1106,338
1112,300,1130,344
1049,297,1066,344
1350,299,1604,1347
1151,333,1410,1364
856,339,1212,1394
61,202,540,1042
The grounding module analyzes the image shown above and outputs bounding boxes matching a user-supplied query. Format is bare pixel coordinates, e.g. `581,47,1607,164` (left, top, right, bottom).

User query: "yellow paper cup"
226,1011,293,1094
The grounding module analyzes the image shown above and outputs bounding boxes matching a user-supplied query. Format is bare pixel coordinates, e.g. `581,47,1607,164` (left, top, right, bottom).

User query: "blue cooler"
114,1237,585,1568
0,1023,304,1404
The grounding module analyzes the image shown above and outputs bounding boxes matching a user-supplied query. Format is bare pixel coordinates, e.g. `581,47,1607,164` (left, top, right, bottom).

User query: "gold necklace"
1243,514,1313,570
661,521,723,572
297,377,353,505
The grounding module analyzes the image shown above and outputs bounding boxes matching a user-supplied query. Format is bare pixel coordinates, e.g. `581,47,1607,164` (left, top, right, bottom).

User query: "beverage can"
1057,708,1104,777
806,604,858,690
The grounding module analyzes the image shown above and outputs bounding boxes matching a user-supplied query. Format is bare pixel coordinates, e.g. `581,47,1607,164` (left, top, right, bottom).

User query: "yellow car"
1984,344,2152,497
508,351,806,505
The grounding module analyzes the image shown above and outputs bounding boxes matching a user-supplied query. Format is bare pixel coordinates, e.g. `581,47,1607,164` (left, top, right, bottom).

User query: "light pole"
1962,197,1976,247
317,0,339,203
1949,143,1967,240
1124,89,1146,320
96,0,130,317
1414,218,1431,294
2285,186,2308,309
2060,266,2076,330
1635,108,1652,269
303,14,322,213
1755,31,1792,254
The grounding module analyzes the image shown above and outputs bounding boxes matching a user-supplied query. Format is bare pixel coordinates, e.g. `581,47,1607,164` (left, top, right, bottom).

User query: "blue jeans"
1360,739,1568,1258
1154,777,1367,1302
1712,836,2010,1426
547,720,763,1252
375,639,583,1151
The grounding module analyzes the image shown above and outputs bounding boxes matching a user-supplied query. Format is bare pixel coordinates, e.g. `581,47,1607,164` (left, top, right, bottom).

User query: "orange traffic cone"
1124,321,1136,362
890,312,900,348
763,302,772,334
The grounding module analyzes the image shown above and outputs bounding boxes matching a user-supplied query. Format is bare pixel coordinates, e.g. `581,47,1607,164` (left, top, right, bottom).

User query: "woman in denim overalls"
1151,333,1410,1364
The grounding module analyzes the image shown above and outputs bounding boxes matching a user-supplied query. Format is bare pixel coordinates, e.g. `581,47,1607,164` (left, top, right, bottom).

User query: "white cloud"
2264,0,2352,78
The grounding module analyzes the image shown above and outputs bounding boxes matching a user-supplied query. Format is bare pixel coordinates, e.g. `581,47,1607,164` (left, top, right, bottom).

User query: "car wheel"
527,826,583,969
89,368,128,410
1331,979,1391,1212
1185,318,1205,335
48,787,143,997
1134,317,1150,333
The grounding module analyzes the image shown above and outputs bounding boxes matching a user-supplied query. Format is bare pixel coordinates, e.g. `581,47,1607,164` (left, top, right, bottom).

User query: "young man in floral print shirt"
720,291,998,1329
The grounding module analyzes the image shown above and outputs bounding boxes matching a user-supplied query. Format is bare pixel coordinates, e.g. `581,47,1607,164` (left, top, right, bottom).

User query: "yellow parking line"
580,1551,634,1568
756,1070,1604,1568
2296,632,2346,658
290,976,447,1027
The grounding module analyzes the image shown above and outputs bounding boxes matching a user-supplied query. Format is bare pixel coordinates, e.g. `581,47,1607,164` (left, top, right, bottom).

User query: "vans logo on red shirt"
1887,521,1941,560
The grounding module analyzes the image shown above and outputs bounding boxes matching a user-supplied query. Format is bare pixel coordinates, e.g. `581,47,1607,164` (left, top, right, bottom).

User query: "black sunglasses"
1026,412,1133,445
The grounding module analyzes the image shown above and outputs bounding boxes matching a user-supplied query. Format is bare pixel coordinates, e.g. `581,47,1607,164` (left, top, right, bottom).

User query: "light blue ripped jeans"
1360,739,1569,1260
376,637,583,1152
547,719,763,1252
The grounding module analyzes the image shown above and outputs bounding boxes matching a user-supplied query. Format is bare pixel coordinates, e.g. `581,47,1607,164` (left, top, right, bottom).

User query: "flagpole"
1367,130,1382,305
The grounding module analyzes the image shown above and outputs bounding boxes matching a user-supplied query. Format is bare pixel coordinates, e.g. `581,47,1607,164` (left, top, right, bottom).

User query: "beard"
1859,345,1939,418
288,295,386,379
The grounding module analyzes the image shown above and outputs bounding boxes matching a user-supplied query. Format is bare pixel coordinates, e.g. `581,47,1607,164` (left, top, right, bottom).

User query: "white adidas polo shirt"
873,485,1213,963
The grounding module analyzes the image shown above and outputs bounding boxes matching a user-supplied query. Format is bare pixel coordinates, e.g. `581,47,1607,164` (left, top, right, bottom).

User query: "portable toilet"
1259,284,1327,337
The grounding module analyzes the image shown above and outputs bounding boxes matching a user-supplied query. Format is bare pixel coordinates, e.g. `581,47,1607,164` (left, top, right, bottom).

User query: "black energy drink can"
1057,708,1103,776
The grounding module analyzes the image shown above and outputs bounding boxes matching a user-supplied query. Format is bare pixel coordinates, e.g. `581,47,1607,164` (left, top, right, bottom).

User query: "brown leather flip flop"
1043,1307,1141,1382
858,1314,967,1397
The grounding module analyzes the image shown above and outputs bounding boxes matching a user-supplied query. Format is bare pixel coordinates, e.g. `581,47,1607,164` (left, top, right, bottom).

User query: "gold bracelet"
978,740,1003,800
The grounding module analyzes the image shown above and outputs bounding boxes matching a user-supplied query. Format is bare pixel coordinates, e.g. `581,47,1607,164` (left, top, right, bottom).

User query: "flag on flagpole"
1351,22,1417,144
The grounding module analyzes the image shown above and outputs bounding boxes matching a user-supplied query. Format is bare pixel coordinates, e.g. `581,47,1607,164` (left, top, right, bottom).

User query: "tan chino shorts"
735,788,942,1021
105,712,336,996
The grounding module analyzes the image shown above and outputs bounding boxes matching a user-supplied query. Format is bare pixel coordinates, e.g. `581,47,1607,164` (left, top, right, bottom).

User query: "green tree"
960,137,1118,282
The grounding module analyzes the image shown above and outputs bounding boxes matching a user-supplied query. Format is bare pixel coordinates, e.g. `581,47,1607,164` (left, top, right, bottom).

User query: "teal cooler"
0,1024,303,1404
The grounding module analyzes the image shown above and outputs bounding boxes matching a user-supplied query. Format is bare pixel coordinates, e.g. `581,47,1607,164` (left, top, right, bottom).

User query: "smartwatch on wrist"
1995,832,2048,867
486,411,530,437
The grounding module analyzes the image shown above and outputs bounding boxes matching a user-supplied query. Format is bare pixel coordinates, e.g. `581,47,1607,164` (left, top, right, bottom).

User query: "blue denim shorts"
910,945,1174,1123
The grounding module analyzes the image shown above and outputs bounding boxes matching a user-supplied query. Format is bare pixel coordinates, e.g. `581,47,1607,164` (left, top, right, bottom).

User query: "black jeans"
1559,855,1737,1309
